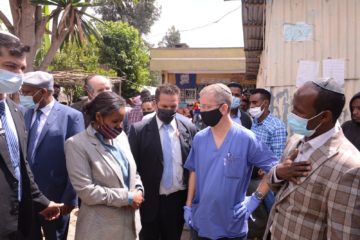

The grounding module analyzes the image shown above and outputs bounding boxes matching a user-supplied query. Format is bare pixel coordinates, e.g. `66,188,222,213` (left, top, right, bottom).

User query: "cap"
312,77,344,95
23,71,54,91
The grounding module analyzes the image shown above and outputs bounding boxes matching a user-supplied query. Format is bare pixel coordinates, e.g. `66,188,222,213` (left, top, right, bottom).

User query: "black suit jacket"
128,115,196,222
239,109,252,129
0,99,49,239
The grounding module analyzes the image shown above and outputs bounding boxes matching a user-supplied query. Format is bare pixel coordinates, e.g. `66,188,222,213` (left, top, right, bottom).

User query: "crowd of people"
1,31,360,240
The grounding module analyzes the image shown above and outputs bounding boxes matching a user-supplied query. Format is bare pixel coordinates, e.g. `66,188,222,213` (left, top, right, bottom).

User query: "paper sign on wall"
296,60,319,87
284,22,313,42
322,59,345,86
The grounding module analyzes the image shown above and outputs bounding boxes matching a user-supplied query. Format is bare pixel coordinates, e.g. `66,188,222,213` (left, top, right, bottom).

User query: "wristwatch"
253,190,265,200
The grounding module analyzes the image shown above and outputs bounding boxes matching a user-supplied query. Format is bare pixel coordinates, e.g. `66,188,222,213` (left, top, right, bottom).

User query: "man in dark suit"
21,71,84,240
0,32,62,240
129,84,197,240
227,82,252,129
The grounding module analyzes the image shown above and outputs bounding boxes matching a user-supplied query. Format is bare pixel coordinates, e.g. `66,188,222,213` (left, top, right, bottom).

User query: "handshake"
183,193,262,228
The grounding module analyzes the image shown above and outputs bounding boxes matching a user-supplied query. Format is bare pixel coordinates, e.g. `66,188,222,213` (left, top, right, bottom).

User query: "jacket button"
10,202,19,215
12,181,18,189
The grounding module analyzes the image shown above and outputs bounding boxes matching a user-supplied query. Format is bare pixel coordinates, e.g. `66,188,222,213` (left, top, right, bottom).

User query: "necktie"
0,101,21,200
161,124,173,189
27,110,42,164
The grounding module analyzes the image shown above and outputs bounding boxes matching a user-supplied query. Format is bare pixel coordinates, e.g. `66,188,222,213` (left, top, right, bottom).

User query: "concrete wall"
258,0,360,123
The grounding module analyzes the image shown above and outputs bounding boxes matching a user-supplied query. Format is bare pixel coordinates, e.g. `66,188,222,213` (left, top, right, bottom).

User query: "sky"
1,0,244,48
144,0,244,48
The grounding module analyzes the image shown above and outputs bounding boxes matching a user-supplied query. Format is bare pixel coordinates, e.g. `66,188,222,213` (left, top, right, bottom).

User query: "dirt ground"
67,208,191,240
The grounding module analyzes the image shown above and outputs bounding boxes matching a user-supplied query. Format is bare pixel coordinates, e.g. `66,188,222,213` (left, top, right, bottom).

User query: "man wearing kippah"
20,71,84,240
263,79,360,239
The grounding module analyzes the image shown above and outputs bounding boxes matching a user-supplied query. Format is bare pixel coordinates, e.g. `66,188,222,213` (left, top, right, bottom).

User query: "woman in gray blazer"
65,92,144,240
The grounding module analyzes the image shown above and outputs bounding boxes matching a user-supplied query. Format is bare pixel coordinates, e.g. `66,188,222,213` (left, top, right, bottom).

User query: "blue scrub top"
184,124,277,239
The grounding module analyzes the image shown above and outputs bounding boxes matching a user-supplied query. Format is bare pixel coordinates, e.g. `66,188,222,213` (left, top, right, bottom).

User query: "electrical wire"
147,4,242,38
180,5,241,33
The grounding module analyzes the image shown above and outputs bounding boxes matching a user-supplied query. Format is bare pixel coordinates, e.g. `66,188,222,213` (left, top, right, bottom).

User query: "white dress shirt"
0,100,19,144
273,122,341,182
156,115,185,195
230,108,243,126
0,99,21,200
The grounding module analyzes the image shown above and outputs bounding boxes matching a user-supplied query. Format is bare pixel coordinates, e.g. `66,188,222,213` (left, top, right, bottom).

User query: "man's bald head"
84,75,112,100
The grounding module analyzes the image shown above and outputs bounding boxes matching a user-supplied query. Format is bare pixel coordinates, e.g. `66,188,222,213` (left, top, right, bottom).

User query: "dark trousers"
140,190,187,240
191,229,247,240
29,214,70,240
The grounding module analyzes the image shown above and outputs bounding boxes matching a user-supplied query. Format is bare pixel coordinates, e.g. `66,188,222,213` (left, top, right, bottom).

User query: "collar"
254,112,272,125
156,114,177,130
230,108,241,118
302,121,341,149
90,125,113,146
37,98,55,117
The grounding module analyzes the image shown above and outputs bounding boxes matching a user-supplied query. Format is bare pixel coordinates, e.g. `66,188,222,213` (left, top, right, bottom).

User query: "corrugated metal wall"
259,0,360,122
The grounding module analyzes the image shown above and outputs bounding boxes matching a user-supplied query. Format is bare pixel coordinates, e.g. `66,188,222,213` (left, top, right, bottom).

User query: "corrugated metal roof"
242,0,266,79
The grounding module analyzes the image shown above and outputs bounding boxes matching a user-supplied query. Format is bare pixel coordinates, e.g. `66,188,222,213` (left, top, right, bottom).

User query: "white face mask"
0,69,23,94
249,104,264,119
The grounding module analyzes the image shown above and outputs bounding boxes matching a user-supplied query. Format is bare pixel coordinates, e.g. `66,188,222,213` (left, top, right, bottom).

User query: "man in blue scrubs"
184,83,278,239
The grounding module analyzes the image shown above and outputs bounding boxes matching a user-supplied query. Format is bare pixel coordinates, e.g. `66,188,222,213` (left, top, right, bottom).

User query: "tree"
95,0,160,35
97,21,150,98
0,0,100,71
49,38,116,76
158,25,181,48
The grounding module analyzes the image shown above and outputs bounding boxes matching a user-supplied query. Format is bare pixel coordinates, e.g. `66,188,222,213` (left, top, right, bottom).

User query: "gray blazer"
65,126,142,240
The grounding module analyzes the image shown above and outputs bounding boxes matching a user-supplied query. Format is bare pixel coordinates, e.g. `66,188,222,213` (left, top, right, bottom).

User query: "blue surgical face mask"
231,96,241,110
0,69,23,94
19,89,42,109
19,95,35,109
287,112,323,137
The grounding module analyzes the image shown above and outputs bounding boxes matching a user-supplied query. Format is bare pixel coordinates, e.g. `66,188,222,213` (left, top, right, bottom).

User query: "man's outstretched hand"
39,201,64,220
275,149,312,184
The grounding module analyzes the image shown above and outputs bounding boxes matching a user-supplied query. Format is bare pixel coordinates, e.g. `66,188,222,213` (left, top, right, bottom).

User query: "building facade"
150,47,254,103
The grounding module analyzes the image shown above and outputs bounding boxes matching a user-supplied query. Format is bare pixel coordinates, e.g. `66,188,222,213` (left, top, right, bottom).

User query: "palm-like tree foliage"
0,0,102,71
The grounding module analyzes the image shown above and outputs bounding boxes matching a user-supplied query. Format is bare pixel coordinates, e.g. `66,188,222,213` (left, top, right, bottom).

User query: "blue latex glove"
233,195,261,221
183,206,192,228
233,201,247,219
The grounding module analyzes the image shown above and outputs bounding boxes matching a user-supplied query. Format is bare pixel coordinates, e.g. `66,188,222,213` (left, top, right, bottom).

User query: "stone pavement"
67,208,191,240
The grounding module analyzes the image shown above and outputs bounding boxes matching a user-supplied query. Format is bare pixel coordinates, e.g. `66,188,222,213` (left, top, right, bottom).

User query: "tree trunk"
38,31,68,71
17,1,38,72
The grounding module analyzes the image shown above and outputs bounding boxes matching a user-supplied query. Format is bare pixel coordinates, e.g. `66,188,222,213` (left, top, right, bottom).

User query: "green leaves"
97,21,150,97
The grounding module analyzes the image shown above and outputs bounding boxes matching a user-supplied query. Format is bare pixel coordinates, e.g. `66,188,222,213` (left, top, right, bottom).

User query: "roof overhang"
150,48,246,73
241,0,266,79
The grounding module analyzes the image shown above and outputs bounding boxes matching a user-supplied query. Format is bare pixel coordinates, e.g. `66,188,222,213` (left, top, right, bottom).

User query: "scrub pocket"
224,153,243,178
227,207,248,235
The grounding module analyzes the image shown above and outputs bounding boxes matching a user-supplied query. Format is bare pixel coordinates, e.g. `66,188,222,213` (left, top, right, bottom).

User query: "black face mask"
200,107,223,127
157,108,176,124
143,111,154,116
